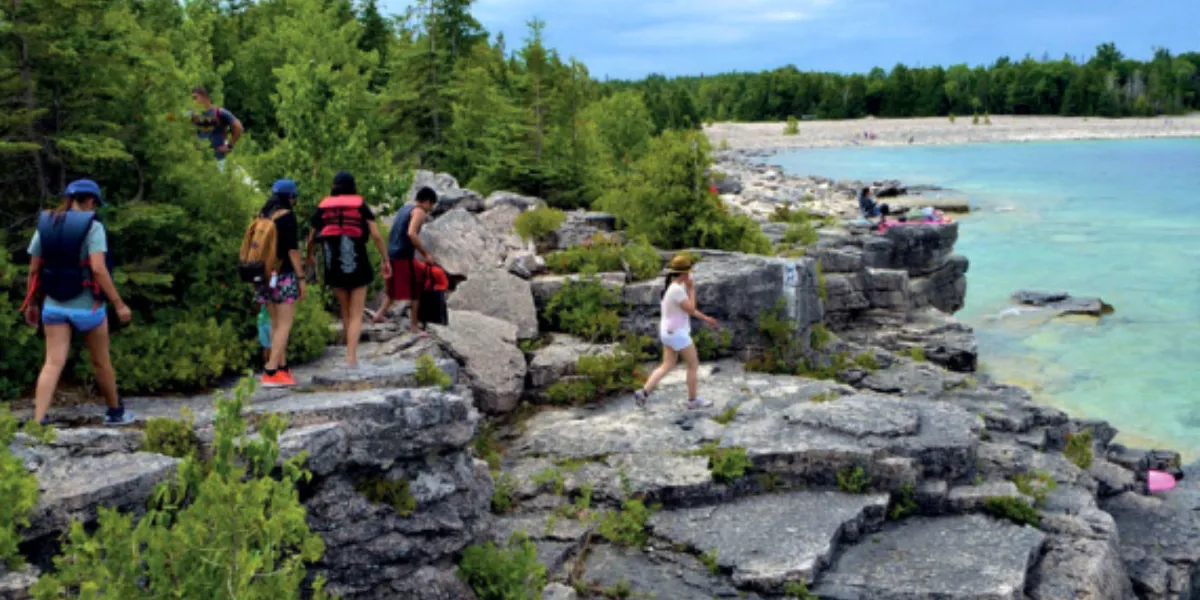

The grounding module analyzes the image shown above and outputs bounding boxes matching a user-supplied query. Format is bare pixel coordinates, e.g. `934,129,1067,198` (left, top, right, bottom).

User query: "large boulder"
407,170,484,215
477,204,528,256
485,191,542,212
864,223,960,277
528,334,619,390
447,268,539,339
550,211,618,250
432,310,526,413
621,251,823,353
420,209,507,278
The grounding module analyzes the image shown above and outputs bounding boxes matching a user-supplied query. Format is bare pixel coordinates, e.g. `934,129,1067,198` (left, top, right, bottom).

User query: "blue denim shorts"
42,305,107,333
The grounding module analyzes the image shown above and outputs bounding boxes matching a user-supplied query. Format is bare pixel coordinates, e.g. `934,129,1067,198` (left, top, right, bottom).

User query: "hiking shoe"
634,389,649,409
104,407,137,427
685,397,713,410
261,370,297,388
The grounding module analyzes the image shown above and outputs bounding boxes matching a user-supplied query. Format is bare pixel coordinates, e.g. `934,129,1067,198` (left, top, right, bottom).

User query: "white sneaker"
686,397,713,410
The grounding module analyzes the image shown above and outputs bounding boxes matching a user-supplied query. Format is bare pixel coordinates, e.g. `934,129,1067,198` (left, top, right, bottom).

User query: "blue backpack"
36,210,106,302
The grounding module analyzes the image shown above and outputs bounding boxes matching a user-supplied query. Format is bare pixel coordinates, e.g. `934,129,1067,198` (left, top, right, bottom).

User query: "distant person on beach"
21,179,135,426
374,186,439,334
307,171,391,368
858,187,889,224
188,86,243,171
634,253,721,411
243,179,304,388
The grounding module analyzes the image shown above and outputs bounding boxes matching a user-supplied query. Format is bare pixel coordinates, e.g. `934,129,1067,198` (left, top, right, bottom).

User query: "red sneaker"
261,370,296,388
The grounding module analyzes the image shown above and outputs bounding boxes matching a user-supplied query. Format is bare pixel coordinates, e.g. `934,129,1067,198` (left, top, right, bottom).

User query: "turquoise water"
773,139,1200,456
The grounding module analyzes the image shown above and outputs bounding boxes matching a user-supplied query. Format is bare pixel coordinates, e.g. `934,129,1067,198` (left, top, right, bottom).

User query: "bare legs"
642,346,679,395
265,301,294,371
640,344,703,402
34,320,121,423
680,345,700,401
334,287,368,367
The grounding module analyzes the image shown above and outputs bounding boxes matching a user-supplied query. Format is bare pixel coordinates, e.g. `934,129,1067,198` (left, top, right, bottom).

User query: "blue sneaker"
104,406,137,427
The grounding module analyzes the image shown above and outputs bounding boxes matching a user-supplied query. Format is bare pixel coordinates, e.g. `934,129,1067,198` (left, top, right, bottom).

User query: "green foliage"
458,532,547,600
31,377,330,599
596,131,770,255
809,324,831,350
853,352,880,372
972,112,981,125
691,443,752,484
514,206,565,242
756,473,785,493
0,407,39,569
531,467,566,495
712,405,740,426
816,263,829,302
693,327,733,361
948,112,956,123
143,409,201,459
908,346,927,362
546,235,662,281
837,466,870,493
0,249,42,400
544,336,650,405
888,484,918,520
1065,429,1095,470
783,116,800,135
745,299,804,375
556,484,594,521
783,580,816,599
544,278,624,342
782,222,819,247
491,474,518,515
415,354,452,390
809,392,833,403
475,423,503,472
984,497,1040,527
598,499,657,547
356,474,418,517
700,548,720,575
1012,471,1058,507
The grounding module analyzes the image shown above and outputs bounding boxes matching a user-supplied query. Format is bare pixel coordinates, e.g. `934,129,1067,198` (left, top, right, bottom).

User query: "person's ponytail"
660,273,678,299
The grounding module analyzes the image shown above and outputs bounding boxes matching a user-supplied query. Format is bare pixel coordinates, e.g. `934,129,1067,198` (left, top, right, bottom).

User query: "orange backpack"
238,209,289,283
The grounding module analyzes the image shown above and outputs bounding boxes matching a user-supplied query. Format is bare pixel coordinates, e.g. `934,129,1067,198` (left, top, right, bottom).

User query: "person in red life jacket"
256,179,305,388
306,171,391,368
373,186,438,333
21,179,135,426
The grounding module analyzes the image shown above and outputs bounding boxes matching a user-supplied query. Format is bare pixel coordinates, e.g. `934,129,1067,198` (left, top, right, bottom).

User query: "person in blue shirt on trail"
189,86,243,172
22,179,135,426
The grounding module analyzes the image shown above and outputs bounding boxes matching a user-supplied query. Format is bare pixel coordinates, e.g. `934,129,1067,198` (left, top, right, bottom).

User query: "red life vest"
317,195,366,239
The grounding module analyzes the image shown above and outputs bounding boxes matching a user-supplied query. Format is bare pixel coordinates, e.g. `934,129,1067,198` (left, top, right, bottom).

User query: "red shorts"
387,259,428,301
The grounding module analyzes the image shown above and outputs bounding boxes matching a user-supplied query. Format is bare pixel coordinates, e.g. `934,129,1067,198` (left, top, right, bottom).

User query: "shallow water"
772,139,1200,456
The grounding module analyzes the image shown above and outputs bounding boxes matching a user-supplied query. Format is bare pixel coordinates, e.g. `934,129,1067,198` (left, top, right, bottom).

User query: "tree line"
610,44,1200,123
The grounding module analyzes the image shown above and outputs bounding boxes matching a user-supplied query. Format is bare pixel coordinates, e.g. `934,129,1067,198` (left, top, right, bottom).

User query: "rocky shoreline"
4,163,1200,599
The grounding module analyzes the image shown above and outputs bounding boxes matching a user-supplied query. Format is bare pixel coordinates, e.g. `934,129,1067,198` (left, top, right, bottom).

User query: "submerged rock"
1012,290,1115,317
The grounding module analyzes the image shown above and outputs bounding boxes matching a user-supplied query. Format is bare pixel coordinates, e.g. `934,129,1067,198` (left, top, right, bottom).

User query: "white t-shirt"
661,282,691,334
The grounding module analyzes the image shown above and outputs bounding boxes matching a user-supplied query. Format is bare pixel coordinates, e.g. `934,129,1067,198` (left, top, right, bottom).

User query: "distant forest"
610,44,1200,124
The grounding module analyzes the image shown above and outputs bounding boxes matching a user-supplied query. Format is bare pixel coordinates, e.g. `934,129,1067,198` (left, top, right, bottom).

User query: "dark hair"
415,186,438,205
331,171,357,196
191,86,209,99
660,272,680,299
260,191,294,218
860,187,870,196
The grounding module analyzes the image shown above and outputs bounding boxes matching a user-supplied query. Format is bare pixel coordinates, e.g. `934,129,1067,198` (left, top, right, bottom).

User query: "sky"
383,0,1200,80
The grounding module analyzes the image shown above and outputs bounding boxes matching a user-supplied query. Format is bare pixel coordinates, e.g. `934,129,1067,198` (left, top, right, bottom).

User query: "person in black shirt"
256,179,305,387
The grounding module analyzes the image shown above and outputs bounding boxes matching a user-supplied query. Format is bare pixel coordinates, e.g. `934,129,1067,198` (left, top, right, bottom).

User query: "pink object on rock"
1148,469,1177,493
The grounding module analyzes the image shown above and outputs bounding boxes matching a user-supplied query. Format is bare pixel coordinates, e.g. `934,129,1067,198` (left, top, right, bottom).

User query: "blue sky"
384,0,1200,79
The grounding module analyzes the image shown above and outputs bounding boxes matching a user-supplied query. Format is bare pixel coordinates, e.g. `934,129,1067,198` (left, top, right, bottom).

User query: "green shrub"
810,392,833,403
1,407,39,569
474,423,503,472
783,580,816,599
837,466,870,493
853,352,880,372
458,533,547,600
288,291,336,365
31,377,331,599
356,474,418,517
782,221,818,247
556,484,594,521
491,474,518,515
693,327,733,361
596,131,769,255
544,278,624,342
700,548,720,575
143,409,201,459
783,116,800,136
545,379,597,406
712,405,739,425
908,346,927,362
514,206,565,242
0,249,42,401
531,467,566,495
809,324,831,350
599,499,657,547
546,235,662,282
984,497,1040,527
691,443,752,484
1064,429,1094,470
972,112,981,125
888,484,918,520
1012,471,1057,507
948,112,957,123
414,354,452,390
745,299,803,375
622,237,663,281
544,336,650,405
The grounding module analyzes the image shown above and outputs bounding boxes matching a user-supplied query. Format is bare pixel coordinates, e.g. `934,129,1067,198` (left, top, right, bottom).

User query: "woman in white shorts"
634,253,720,410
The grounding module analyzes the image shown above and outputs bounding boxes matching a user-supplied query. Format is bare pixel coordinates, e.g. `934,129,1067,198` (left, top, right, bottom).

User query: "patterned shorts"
255,271,300,305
